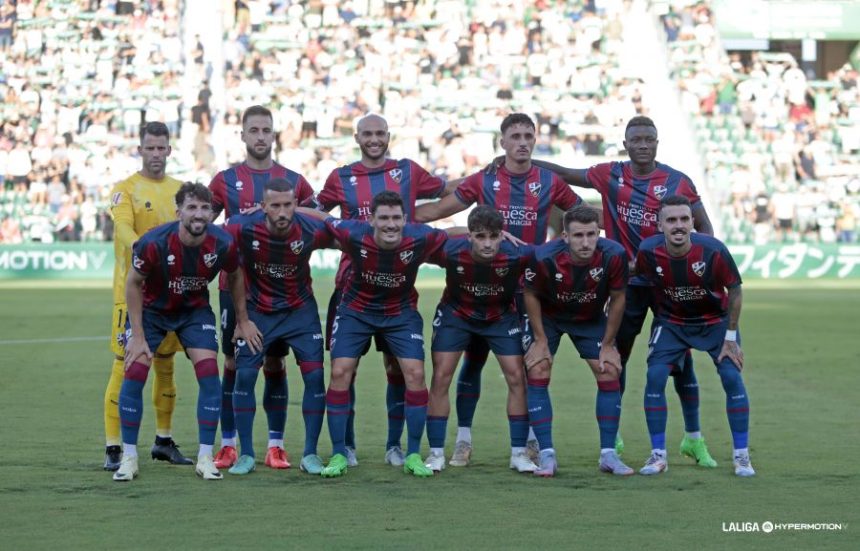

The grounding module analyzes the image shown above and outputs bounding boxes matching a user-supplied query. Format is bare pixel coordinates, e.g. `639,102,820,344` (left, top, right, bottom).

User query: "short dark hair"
264,177,295,194
140,121,170,143
500,113,535,134
659,194,692,213
625,116,657,134
175,182,212,207
563,205,600,230
371,190,404,214
467,205,503,234
242,105,273,126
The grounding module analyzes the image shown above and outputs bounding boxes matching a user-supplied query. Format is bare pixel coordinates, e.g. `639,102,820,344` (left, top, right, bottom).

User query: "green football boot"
403,453,434,477
680,436,718,468
320,453,349,478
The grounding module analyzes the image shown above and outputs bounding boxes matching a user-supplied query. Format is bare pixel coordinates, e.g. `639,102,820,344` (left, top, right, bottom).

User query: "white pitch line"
0,336,106,346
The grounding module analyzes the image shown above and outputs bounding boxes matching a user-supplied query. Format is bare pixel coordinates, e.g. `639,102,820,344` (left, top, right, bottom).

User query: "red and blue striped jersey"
586,161,701,265
635,233,742,326
209,162,315,291
455,165,582,245
526,237,628,323
325,218,448,316
225,211,334,314
429,238,533,322
317,158,447,288
131,221,238,314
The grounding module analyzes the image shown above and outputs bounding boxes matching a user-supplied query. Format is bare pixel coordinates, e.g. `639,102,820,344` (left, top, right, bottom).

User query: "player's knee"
528,361,551,380
400,364,425,390
235,367,259,391
645,365,671,390
716,364,744,390
224,356,236,371
263,356,285,373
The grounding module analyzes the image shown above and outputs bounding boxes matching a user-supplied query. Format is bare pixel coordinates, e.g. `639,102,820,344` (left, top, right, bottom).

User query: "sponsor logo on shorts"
313,333,323,340
202,324,217,331
133,255,144,270
204,253,219,268
508,327,520,335
410,333,424,341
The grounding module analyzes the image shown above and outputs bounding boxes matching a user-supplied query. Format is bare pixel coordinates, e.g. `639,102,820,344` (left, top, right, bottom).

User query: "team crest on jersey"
133,255,144,270
399,250,414,265
290,240,304,254
204,253,219,268
389,168,402,183
495,267,509,277
692,261,706,277
589,267,604,282
111,192,122,206
528,181,541,197
653,185,668,199
524,268,536,281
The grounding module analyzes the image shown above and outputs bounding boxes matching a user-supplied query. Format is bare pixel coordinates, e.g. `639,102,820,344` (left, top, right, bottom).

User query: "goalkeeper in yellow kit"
103,122,192,470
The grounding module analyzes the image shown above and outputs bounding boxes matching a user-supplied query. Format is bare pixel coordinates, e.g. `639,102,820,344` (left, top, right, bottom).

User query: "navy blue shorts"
130,307,219,353
220,290,288,358
647,319,740,370
616,284,654,344
522,315,606,360
325,288,390,355
431,303,522,356
235,300,323,371
330,306,425,361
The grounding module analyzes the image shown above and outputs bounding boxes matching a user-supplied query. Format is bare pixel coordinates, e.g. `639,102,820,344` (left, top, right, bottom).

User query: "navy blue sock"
426,415,448,449
673,351,700,433
644,364,672,449
508,414,529,448
299,362,325,456
386,370,406,449
233,367,258,457
326,388,350,457
194,359,221,447
220,367,236,440
596,380,622,450
455,346,489,428
119,361,150,446
345,380,356,449
263,368,288,444
404,389,429,455
717,362,750,449
527,377,553,450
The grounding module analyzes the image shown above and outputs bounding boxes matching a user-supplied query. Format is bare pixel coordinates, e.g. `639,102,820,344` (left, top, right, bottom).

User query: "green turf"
0,279,857,549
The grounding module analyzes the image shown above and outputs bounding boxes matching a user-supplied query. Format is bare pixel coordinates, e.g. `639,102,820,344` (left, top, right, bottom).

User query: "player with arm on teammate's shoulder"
208,105,316,471
423,205,537,474
103,121,191,471
223,177,337,476
314,113,462,468
522,205,633,477
529,116,718,465
114,183,257,482
414,112,595,467
635,195,754,477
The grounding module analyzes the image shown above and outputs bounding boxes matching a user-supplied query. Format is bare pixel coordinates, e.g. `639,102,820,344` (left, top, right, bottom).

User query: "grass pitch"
0,278,857,550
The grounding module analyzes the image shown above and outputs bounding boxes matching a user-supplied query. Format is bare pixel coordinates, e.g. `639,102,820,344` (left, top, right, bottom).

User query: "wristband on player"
724,330,737,342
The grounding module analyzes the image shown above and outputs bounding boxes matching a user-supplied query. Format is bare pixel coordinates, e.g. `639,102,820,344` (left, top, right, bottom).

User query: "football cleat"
300,454,325,475
320,453,349,478
733,453,756,477
384,446,405,467
195,455,223,480
403,453,433,477
151,438,193,465
448,440,472,467
265,447,291,469
103,445,122,471
228,454,256,475
424,452,446,472
510,450,539,473
213,446,238,469
680,436,717,468
599,450,634,476
533,449,557,477
639,452,668,475
345,446,359,467
113,455,139,481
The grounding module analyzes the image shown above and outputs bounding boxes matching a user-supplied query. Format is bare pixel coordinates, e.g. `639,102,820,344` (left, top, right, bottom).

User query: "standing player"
415,112,586,466
103,122,190,471
522,205,633,476
224,178,333,475
531,116,717,466
316,113,459,467
424,206,536,474
113,183,256,482
208,105,316,470
308,191,452,478
635,196,754,477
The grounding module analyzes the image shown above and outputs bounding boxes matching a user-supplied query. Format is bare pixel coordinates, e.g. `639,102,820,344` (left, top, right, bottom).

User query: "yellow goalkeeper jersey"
109,172,183,303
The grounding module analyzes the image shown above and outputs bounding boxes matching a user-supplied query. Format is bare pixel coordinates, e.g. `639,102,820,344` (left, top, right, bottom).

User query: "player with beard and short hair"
208,105,316,471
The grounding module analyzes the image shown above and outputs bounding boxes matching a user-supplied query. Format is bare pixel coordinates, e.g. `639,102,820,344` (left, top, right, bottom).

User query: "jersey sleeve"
634,248,653,285
109,183,139,249
607,251,629,290
551,174,583,210
316,170,344,212
410,160,446,199
324,216,354,244
422,227,449,260
131,238,157,276
294,175,316,207
678,174,702,206
208,172,226,215
453,173,481,206
585,162,612,194
524,251,542,293
427,237,454,267
712,244,742,288
221,237,240,273
310,217,336,249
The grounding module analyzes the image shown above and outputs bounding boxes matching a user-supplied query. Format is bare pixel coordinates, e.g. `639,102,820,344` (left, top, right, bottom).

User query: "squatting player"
208,105,315,470
424,206,536,474
532,116,718,466
113,183,256,482
224,178,334,475
103,121,190,471
523,205,632,477
635,196,753,476
415,112,586,467
316,113,459,467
